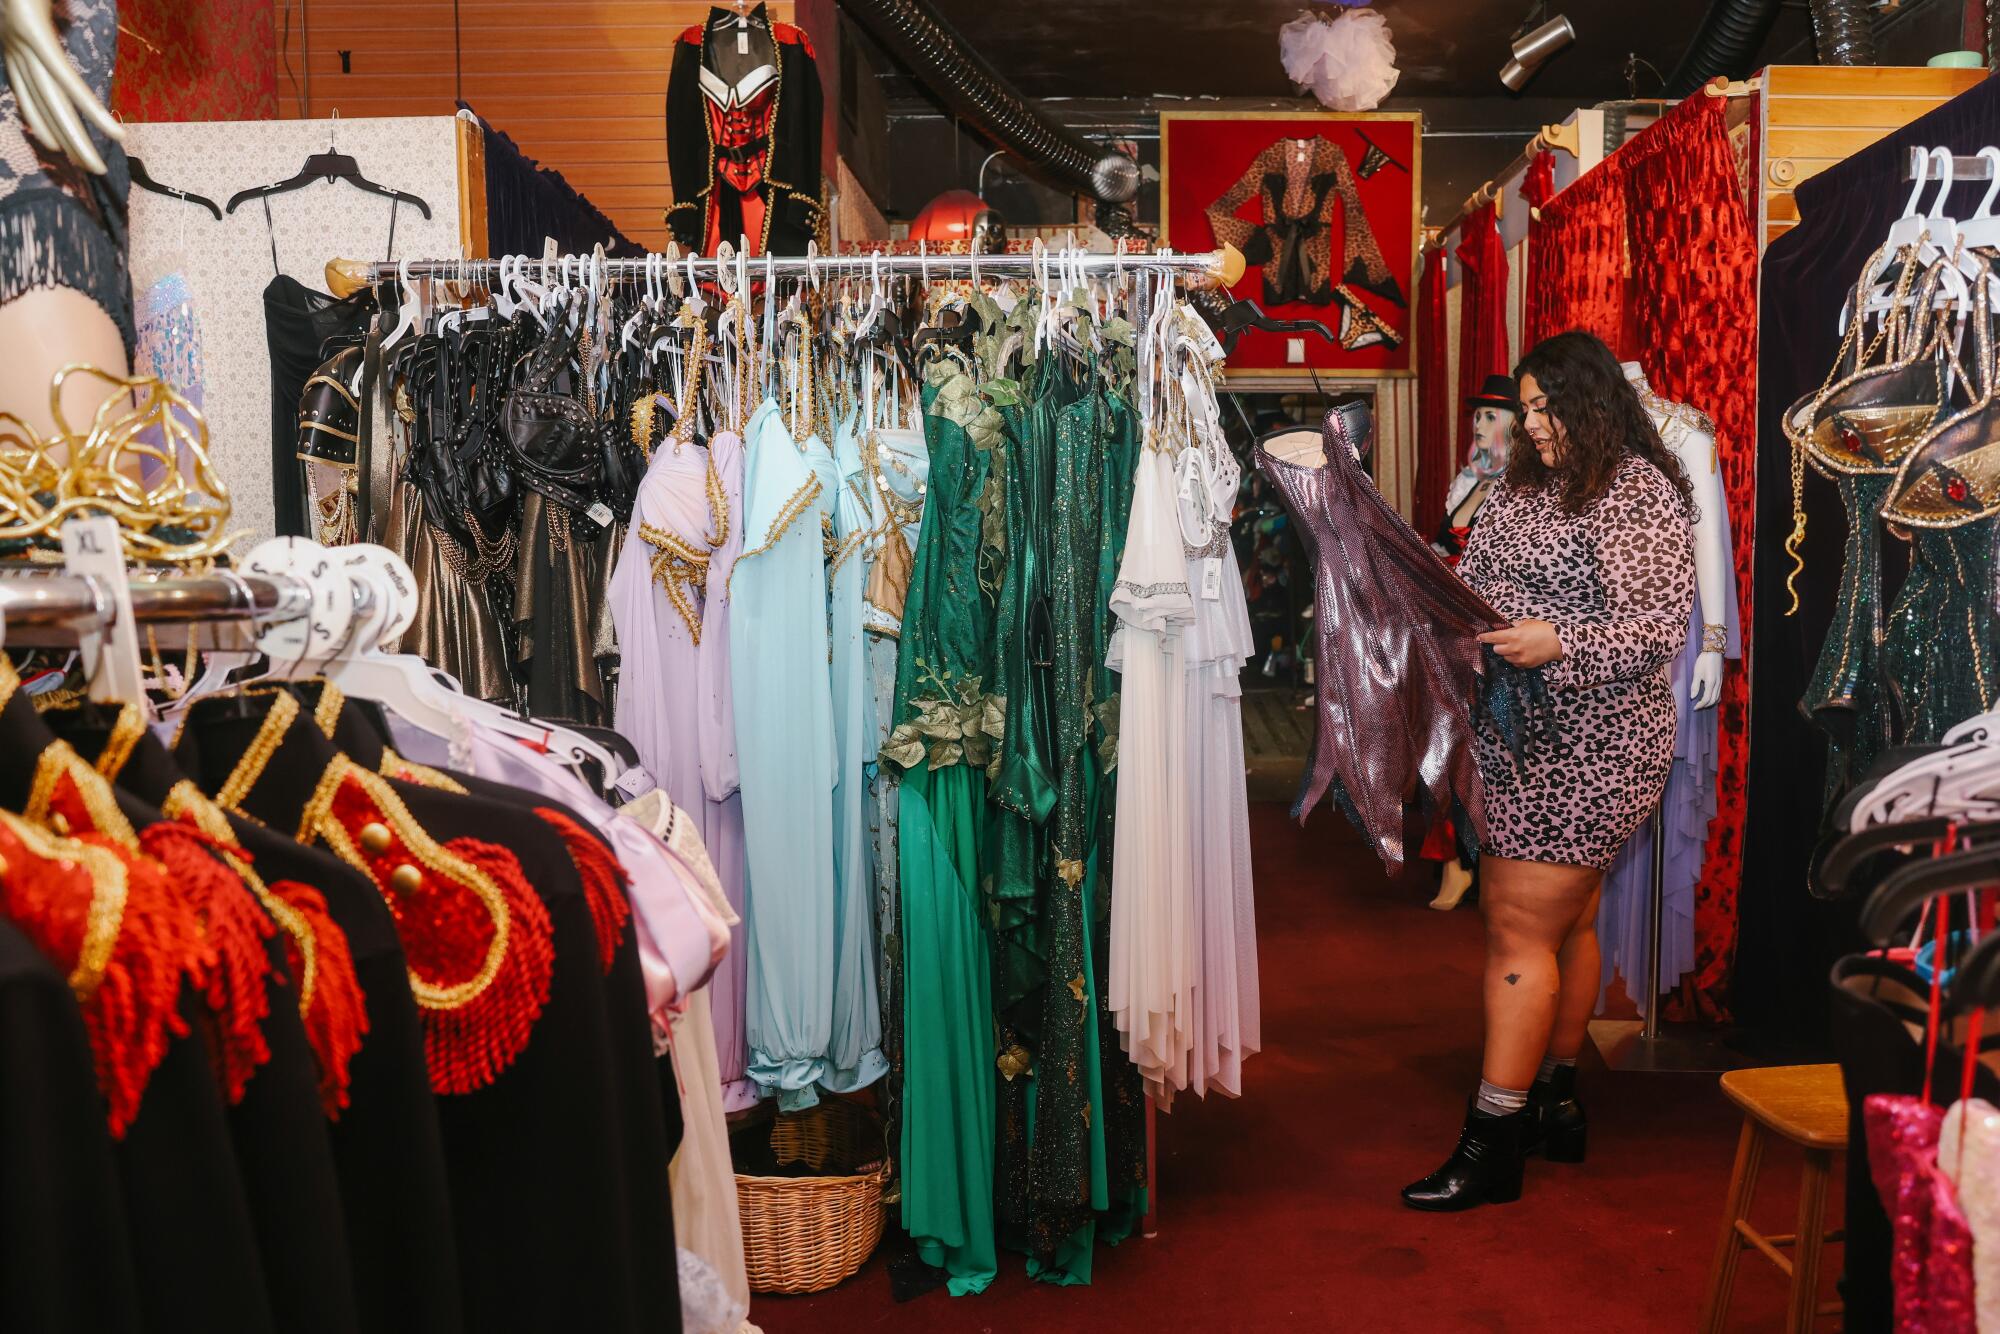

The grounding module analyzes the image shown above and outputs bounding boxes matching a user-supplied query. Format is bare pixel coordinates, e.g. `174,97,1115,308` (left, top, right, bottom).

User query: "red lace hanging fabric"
1454,203,1511,481
1620,92,1758,1021
1414,247,1453,538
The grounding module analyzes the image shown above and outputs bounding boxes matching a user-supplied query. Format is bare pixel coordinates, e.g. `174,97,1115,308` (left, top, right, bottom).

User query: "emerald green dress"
882,352,1006,1296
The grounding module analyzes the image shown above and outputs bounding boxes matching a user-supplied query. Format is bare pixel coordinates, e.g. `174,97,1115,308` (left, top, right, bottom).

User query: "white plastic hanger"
380,259,421,352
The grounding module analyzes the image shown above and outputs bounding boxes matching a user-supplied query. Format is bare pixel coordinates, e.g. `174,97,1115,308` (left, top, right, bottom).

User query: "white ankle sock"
1475,1080,1528,1117
1537,1055,1577,1082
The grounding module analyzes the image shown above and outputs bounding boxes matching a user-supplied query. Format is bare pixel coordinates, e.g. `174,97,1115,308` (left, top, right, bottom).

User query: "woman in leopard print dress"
1403,331,1695,1213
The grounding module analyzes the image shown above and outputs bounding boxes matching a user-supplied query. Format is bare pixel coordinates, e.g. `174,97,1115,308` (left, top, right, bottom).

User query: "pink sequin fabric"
1866,1093,1978,1333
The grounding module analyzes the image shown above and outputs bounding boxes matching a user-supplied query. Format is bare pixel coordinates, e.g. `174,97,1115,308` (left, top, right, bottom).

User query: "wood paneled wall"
1758,64,1987,249
274,1,797,251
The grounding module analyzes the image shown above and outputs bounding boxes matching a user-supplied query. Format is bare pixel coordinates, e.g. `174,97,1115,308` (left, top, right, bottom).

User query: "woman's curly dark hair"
1508,330,1696,517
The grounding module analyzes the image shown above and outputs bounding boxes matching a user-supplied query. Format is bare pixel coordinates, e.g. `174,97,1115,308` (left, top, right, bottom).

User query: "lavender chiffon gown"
1597,499,1740,1017
610,424,758,1109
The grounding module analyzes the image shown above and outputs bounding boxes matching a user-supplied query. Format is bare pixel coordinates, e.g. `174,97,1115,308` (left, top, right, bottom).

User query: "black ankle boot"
1400,1101,1526,1211
1527,1065,1588,1163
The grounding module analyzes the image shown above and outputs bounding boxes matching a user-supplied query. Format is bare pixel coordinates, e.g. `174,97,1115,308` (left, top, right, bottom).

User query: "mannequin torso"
1621,361,1730,709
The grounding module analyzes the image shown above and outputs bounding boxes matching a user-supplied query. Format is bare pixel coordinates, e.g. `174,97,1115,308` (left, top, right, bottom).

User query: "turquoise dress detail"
822,407,888,1097
732,399,885,1110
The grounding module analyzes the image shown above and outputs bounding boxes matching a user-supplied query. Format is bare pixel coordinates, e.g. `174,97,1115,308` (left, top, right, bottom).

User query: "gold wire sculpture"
0,365,237,566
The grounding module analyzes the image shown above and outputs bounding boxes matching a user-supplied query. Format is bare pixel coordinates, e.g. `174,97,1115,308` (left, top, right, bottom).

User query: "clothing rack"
0,569,309,649
324,243,1247,295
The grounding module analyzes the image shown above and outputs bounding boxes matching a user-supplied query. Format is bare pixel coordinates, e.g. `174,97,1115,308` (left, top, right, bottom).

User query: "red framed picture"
1160,110,1421,379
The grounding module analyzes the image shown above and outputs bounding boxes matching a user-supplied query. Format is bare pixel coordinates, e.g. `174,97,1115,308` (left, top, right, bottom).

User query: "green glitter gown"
882,350,1005,1296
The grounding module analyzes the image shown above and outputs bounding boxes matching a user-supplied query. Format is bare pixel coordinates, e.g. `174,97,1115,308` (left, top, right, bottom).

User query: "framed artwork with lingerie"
1159,110,1420,379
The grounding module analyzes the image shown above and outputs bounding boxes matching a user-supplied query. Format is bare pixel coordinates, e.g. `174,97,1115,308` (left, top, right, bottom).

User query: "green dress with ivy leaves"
881,349,1006,1296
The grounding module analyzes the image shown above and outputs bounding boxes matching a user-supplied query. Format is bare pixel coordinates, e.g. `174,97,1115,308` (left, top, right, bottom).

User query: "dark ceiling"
917,0,1814,101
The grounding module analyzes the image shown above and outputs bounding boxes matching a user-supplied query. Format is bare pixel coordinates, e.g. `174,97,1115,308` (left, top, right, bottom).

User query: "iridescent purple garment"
610,427,757,1109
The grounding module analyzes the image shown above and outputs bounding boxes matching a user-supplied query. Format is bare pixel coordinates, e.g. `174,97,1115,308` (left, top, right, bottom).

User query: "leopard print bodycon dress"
1456,454,1696,869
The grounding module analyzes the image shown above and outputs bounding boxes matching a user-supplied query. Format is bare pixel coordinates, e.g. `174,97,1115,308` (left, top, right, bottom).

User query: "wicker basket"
735,1098,888,1294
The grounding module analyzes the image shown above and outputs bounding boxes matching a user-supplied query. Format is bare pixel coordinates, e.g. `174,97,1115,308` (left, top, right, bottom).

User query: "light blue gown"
732,398,885,1110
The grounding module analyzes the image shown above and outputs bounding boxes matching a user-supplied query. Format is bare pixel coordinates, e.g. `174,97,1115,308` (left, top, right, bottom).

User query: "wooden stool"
1699,1064,1848,1333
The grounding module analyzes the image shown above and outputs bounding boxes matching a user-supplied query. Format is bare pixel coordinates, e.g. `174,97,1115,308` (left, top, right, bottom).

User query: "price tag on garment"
613,765,655,800
586,502,615,530
738,26,750,54
61,516,145,704
1200,557,1223,602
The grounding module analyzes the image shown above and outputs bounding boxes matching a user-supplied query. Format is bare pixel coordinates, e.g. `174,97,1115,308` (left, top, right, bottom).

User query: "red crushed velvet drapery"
1454,203,1510,485
1619,92,1758,1022
1519,151,1556,347
1414,248,1454,539
111,0,277,122
1526,152,1627,351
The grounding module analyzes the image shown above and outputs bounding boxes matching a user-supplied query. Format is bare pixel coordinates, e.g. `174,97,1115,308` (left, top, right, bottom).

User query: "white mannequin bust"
1621,360,1729,710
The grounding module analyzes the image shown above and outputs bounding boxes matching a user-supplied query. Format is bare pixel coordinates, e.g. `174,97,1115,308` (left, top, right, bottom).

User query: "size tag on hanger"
1200,557,1224,602
613,765,656,801
61,516,146,704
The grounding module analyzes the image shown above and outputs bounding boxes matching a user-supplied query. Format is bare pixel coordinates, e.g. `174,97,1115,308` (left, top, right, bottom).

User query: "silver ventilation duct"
1808,0,1877,66
841,0,1139,203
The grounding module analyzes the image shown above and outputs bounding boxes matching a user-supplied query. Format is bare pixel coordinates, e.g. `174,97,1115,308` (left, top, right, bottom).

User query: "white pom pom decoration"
1279,8,1400,113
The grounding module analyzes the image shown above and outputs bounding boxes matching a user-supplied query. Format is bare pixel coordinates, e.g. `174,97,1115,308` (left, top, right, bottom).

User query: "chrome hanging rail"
0,570,311,630
325,242,1247,297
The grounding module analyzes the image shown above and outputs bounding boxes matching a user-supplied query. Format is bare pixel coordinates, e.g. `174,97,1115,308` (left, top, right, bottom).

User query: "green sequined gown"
883,353,1005,1296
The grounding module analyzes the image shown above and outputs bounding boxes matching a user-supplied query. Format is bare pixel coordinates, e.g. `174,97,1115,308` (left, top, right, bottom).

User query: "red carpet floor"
755,804,1828,1332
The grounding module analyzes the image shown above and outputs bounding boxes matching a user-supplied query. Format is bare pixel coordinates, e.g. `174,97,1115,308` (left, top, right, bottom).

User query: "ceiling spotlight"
1500,15,1576,91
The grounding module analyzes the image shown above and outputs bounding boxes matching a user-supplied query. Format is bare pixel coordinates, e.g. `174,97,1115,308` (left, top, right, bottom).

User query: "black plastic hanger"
1818,815,1982,899
1945,929,2000,1016
127,155,221,220
1860,840,2000,945
225,120,432,219
1202,295,1337,357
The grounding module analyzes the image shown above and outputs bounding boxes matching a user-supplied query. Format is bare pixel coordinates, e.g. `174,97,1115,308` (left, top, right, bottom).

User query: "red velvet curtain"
1526,152,1627,351
1519,151,1556,346
1454,204,1511,479
1620,93,1758,1023
1414,248,1454,538
112,0,277,122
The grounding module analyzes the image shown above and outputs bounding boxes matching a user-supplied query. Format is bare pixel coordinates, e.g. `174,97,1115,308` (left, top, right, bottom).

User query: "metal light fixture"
1500,14,1576,91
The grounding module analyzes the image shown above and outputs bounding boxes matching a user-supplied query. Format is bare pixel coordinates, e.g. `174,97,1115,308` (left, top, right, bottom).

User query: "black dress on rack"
174,692,680,1334
0,688,274,1333
44,713,467,1334
319,690,682,1328
266,275,376,537
0,701,364,1334
0,914,145,1334
504,323,618,725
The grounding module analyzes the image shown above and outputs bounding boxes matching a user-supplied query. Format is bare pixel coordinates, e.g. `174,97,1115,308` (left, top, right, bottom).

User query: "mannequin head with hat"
1467,373,1519,478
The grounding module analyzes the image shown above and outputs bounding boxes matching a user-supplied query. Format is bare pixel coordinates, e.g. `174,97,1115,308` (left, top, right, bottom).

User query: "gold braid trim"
301,756,510,1011
0,808,128,1000
0,654,20,715
93,701,147,780
162,779,318,1011
313,682,346,739
640,520,712,648
27,741,140,851
738,477,823,564
216,691,301,813
378,747,469,795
